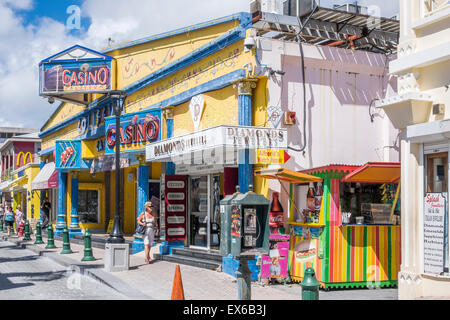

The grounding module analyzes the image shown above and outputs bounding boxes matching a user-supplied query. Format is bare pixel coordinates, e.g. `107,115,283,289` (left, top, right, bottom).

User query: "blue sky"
0,0,398,128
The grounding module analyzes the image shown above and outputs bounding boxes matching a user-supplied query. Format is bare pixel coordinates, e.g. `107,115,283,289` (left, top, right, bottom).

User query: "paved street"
0,236,398,300
0,241,125,300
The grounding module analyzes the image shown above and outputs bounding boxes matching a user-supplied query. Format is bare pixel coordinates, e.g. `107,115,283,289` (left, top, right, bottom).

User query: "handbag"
135,224,146,235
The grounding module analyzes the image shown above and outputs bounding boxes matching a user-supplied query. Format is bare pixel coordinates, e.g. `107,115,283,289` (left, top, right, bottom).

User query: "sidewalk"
0,231,400,300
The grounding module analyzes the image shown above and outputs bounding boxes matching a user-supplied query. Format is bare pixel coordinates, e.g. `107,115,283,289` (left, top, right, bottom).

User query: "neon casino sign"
105,110,161,154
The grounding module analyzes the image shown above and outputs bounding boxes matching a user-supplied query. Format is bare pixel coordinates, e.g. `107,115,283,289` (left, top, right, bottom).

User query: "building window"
78,190,99,224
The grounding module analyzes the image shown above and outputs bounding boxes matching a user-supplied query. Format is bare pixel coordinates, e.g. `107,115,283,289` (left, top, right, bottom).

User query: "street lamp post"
107,90,127,244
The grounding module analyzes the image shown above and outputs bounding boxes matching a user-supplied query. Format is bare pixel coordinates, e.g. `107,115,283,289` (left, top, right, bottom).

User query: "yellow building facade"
38,12,275,252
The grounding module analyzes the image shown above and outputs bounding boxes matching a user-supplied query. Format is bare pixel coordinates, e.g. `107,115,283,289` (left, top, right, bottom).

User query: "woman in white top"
137,201,158,264
15,205,24,234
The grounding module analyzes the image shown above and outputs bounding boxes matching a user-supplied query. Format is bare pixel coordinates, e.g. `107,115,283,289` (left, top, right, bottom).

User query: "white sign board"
146,125,287,162
424,192,447,275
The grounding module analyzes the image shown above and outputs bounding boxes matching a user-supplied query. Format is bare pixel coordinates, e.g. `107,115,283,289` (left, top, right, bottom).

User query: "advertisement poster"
423,192,447,275
260,234,290,279
230,205,241,237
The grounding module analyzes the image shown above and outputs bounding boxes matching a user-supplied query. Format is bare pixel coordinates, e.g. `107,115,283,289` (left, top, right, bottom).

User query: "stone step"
171,247,223,263
156,253,221,271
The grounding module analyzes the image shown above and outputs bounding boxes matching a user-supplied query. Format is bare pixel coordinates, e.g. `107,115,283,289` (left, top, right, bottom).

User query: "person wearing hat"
137,201,158,263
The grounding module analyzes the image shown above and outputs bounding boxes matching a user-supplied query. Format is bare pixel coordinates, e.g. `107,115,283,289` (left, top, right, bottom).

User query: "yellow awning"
343,162,400,184
254,168,322,183
9,175,28,189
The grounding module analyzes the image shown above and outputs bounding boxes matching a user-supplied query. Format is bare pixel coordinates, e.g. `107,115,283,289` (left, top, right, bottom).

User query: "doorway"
189,175,209,248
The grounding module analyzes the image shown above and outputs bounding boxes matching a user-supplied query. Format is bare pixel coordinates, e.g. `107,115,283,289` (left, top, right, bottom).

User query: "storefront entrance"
188,174,221,250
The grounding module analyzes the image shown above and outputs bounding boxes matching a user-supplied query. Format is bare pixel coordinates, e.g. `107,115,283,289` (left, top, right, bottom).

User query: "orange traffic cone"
171,264,185,300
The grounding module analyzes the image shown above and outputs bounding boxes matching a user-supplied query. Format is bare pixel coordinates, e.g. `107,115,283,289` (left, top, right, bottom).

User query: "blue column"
235,80,257,194
68,173,82,238
54,170,66,237
132,165,149,254
39,161,45,224
166,117,175,175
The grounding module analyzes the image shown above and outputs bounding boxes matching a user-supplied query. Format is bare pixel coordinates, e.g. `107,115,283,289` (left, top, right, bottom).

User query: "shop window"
425,152,448,193
78,190,99,224
340,182,399,225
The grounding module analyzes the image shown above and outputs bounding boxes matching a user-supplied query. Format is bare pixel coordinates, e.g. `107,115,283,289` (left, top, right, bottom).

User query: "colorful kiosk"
255,162,401,289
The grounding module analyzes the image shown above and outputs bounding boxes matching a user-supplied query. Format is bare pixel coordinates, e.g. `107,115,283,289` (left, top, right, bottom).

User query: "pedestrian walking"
0,203,4,223
41,197,51,229
15,205,24,235
15,204,25,237
3,206,15,236
137,201,158,264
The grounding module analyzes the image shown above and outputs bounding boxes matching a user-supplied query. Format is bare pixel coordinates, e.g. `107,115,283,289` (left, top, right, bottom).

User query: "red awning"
342,162,401,184
31,162,59,190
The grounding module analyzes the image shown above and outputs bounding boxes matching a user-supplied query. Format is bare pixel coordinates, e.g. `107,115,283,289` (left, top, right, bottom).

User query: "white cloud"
0,0,397,129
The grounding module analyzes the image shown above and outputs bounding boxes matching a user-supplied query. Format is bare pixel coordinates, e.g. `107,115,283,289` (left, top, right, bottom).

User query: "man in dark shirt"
41,197,51,229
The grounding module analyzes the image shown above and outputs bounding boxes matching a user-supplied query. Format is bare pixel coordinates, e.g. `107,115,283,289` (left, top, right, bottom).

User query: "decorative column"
68,171,82,237
233,79,257,194
164,107,175,175
132,155,149,254
39,161,45,224
54,170,67,237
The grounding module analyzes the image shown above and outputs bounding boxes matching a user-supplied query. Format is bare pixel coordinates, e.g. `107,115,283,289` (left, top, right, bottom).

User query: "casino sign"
39,45,115,105
105,109,162,155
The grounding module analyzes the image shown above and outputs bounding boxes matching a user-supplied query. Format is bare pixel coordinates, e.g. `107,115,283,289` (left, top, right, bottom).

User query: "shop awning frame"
254,168,323,183
342,162,401,184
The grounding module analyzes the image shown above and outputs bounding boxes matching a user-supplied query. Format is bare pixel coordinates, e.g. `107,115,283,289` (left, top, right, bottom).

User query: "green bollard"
60,226,73,254
300,267,320,300
81,229,95,261
23,220,32,241
3,220,6,233
0,218,3,231
34,221,44,244
45,224,56,249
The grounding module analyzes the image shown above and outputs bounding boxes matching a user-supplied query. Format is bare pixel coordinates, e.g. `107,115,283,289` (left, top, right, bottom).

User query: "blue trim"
143,69,246,110
39,97,113,138
39,13,252,137
104,12,252,53
39,146,55,156
39,44,113,65
123,26,247,96
237,93,253,193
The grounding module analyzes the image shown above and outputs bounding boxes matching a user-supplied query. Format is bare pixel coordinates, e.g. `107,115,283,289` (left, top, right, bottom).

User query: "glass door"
189,176,209,248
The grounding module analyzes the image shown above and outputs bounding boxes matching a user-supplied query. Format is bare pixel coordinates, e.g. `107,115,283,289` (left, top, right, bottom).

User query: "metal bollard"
0,218,3,231
60,226,73,254
23,220,32,240
235,256,252,300
81,229,95,261
45,224,57,249
300,267,320,300
34,221,44,244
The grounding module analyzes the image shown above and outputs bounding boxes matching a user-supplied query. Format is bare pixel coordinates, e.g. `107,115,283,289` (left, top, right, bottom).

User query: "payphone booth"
219,186,242,256
224,185,270,299
229,186,270,258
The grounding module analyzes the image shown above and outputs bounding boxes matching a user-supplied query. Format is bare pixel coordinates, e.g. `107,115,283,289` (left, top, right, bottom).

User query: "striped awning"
342,162,401,184
31,162,58,190
254,168,322,183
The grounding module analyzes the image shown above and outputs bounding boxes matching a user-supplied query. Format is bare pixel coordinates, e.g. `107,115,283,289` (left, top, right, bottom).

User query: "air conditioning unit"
282,0,318,17
251,0,281,14
334,3,368,14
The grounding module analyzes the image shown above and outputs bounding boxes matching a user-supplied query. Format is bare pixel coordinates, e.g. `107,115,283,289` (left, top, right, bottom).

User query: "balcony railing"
422,0,450,17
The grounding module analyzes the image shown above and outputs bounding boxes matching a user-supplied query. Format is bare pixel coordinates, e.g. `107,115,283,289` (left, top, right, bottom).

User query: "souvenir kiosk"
255,162,401,289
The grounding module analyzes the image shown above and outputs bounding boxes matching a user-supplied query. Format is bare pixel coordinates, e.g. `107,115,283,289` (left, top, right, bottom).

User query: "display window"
78,189,99,224
339,182,400,225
